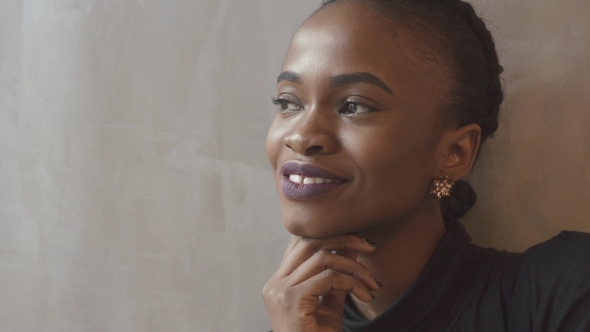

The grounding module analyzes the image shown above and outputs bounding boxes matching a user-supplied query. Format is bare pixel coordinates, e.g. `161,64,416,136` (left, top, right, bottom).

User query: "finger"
335,249,383,290
297,269,375,307
334,247,358,261
314,303,345,330
277,235,376,277
282,235,303,260
320,289,349,315
288,250,380,290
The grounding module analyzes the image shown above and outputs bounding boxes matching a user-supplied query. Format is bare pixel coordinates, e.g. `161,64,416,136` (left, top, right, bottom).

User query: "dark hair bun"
440,179,476,220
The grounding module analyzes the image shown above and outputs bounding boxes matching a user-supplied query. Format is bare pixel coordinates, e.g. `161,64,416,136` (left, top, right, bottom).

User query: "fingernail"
364,238,376,247
370,292,376,300
374,276,383,288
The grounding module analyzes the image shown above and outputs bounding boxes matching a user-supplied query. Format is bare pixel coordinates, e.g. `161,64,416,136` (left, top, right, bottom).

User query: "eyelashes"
339,101,375,115
271,96,301,112
271,96,377,115
270,95,283,107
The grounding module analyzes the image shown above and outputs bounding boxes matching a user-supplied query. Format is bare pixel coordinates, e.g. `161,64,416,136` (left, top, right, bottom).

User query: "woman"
263,0,590,331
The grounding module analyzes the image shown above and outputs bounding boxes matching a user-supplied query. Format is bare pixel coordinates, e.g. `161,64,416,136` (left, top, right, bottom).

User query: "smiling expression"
266,2,452,238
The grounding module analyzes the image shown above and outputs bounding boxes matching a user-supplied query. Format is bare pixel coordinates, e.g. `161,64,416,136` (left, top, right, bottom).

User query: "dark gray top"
343,220,590,332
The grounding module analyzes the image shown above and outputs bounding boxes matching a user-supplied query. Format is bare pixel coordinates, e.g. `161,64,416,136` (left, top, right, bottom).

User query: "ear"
435,123,481,180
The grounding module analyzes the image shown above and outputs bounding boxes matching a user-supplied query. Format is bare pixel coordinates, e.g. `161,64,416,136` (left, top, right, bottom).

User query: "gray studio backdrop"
0,0,588,331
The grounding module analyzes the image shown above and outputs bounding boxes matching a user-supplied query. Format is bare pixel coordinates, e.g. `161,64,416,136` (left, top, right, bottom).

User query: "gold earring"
430,176,455,199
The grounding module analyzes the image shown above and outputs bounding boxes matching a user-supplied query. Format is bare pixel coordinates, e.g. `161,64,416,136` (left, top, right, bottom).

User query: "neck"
352,203,446,319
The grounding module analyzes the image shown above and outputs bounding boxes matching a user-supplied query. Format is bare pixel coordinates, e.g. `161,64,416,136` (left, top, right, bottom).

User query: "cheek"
265,118,284,169
347,121,436,199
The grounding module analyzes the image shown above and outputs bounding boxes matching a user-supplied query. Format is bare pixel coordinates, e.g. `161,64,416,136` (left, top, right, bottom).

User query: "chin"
281,208,355,239
283,220,337,239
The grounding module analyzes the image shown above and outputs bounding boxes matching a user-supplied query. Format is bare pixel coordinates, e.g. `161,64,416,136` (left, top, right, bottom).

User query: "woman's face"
266,2,448,238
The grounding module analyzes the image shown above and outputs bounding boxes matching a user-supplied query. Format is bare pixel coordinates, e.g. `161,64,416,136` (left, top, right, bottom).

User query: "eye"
339,100,375,115
272,96,302,112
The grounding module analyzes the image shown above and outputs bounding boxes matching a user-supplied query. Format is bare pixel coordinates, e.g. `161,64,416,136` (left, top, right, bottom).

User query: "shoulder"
510,230,590,331
521,230,590,280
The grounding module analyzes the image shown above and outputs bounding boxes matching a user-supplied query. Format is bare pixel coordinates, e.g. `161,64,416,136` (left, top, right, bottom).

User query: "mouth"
280,162,349,199
286,174,344,185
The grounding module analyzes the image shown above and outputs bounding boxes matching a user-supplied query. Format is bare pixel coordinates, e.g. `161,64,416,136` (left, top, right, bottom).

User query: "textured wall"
0,0,588,331
462,0,590,251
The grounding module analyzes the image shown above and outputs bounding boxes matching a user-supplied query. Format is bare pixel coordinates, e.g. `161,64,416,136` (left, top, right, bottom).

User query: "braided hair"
315,0,504,220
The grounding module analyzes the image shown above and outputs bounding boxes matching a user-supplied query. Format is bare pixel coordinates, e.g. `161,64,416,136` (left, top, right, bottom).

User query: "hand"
263,235,381,332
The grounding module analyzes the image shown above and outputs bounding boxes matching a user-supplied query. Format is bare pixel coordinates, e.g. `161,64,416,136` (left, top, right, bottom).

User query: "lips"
280,162,348,199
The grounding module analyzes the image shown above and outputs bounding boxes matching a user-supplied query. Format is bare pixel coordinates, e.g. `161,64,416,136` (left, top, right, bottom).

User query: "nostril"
305,145,324,155
283,132,336,155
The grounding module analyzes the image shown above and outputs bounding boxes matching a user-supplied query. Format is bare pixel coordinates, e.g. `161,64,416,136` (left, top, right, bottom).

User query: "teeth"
290,174,303,184
303,177,315,184
288,175,343,185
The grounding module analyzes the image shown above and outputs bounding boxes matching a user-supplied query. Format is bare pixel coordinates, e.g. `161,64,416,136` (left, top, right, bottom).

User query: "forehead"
285,3,398,74
281,1,442,100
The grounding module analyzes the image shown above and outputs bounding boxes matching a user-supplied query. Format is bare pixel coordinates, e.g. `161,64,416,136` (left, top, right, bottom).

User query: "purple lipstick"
281,162,349,199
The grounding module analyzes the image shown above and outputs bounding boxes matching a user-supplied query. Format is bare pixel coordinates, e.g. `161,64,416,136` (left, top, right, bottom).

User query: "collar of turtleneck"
343,219,480,332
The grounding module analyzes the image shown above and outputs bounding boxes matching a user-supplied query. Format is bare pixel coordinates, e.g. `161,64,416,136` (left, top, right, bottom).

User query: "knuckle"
318,251,341,271
312,249,329,261
263,282,296,308
262,282,279,302
262,281,273,297
322,268,337,279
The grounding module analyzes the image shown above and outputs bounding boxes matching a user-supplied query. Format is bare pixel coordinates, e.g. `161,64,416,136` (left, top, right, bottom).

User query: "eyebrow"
277,71,393,95
277,71,302,84
331,72,393,95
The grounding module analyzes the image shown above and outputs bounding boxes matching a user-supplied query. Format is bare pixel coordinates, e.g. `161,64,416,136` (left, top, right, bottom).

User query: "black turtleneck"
342,220,590,331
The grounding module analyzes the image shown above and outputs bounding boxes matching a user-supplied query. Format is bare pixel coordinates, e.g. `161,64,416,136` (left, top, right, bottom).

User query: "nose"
283,107,339,156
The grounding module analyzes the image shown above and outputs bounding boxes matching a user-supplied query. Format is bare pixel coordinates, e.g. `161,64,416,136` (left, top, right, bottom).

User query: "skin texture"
263,1,482,330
